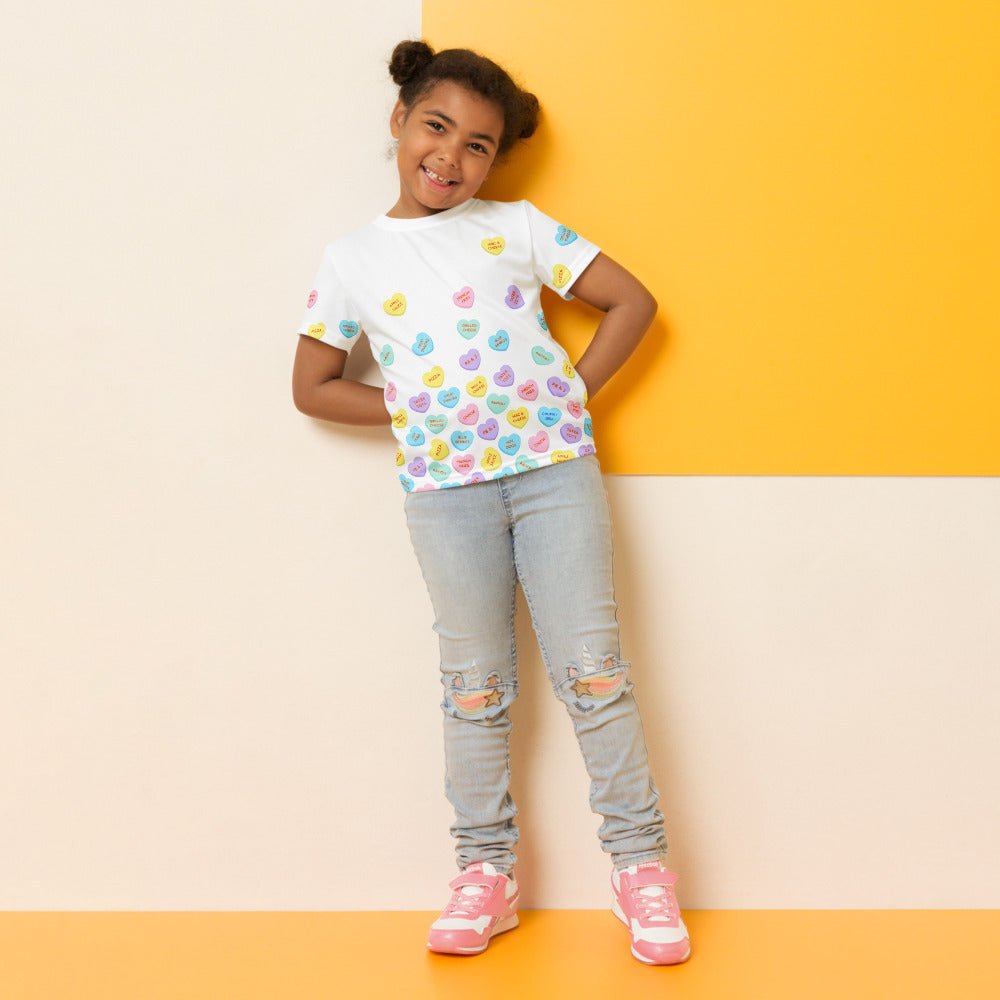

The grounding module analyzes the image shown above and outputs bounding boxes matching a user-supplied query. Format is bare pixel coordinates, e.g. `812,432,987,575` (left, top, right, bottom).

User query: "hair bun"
388,39,435,86
517,92,541,141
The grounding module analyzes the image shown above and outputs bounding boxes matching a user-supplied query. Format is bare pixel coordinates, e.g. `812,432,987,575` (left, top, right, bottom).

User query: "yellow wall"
424,1,1000,474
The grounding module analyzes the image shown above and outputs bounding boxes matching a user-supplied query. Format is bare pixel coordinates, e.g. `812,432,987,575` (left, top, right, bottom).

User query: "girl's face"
387,80,504,219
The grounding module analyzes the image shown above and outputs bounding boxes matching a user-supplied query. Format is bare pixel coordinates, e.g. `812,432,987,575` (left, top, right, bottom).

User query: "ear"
389,99,407,140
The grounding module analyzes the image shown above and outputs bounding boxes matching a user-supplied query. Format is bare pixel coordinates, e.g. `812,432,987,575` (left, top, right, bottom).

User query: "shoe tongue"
465,861,498,875
460,861,498,895
633,862,666,897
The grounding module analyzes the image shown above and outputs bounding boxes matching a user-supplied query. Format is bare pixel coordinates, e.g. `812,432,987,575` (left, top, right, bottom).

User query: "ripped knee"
442,667,516,721
555,647,633,713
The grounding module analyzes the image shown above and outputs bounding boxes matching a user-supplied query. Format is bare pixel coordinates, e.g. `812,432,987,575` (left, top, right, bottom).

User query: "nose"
435,134,462,169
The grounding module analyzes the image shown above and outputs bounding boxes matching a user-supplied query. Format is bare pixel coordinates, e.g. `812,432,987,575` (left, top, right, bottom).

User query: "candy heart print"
504,285,524,309
422,366,445,388
383,292,406,316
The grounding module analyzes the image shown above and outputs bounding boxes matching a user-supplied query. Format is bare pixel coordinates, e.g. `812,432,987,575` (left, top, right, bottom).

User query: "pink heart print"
453,286,475,308
528,431,549,452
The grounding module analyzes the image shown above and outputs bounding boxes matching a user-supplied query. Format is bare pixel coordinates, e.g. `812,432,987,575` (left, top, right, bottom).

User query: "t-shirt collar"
372,197,478,231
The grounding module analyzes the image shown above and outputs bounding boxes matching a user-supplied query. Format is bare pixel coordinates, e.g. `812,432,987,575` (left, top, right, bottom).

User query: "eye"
470,143,488,154
425,120,445,131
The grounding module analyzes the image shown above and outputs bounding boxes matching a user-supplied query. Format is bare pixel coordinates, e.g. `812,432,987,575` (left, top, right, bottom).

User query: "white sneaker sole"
611,899,692,965
427,912,519,955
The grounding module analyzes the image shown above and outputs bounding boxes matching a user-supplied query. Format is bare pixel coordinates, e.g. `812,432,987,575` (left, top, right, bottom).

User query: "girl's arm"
562,252,657,401
292,335,389,426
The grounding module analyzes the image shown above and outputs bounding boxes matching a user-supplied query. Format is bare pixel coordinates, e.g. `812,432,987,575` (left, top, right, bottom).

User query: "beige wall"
2,1,997,909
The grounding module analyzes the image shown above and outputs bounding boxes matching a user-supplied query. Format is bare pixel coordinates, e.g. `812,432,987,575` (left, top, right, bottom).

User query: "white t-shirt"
295,197,602,494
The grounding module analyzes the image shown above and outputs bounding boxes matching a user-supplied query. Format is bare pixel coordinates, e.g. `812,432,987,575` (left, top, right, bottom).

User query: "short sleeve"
295,244,364,353
523,200,602,302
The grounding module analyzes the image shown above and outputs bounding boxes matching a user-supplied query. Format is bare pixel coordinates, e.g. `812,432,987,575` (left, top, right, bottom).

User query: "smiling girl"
291,38,691,966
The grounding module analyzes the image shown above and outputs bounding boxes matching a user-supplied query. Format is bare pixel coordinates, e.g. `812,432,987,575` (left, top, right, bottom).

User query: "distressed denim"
403,453,668,875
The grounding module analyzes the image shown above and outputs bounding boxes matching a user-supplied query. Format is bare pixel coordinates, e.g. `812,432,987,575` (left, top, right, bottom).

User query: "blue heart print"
531,346,554,365
429,461,450,482
488,330,510,351
536,312,548,332
339,320,359,338
538,407,561,427
437,387,461,408
399,473,414,492
584,417,593,437
406,427,426,446
411,332,434,356
555,225,578,246
498,434,520,455
457,319,480,340
425,413,448,433
379,345,394,366
450,430,474,451
515,455,539,472
487,394,510,414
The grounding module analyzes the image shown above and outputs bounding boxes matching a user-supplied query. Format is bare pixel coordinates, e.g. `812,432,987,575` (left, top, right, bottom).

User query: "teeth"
424,166,456,184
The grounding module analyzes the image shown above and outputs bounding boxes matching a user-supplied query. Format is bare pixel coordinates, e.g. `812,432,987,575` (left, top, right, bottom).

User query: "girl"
291,39,691,966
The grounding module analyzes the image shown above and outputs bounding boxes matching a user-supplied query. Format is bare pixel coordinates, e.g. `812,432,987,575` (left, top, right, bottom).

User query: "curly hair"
387,39,540,164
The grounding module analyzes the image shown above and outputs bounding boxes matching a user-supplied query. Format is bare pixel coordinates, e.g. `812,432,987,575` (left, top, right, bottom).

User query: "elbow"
292,381,315,416
632,290,657,327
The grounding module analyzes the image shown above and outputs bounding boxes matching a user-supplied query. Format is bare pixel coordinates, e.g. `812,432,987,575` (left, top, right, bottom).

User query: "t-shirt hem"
558,242,603,301
399,445,598,496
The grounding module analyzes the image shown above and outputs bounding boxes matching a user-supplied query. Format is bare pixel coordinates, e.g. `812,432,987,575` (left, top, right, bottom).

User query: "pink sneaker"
611,860,691,965
427,861,520,955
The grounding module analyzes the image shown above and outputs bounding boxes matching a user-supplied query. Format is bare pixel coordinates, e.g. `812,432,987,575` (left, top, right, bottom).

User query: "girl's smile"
387,80,504,219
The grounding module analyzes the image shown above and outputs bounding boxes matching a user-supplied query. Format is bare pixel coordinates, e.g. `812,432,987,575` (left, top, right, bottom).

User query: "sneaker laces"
622,864,678,922
632,883,676,922
443,882,491,919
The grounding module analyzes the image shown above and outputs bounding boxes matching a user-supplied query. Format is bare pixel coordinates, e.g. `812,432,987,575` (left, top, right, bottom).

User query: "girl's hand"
292,335,390,426
566,252,657,401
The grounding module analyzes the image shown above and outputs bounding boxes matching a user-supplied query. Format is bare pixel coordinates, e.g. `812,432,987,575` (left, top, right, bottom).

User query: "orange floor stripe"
1,910,998,999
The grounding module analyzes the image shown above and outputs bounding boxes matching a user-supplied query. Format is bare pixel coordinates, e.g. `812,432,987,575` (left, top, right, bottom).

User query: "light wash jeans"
403,453,668,876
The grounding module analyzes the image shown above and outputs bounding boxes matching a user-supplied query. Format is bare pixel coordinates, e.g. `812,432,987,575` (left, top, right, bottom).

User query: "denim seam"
505,562,517,827
509,537,554,679
499,479,553,674
605,492,667,848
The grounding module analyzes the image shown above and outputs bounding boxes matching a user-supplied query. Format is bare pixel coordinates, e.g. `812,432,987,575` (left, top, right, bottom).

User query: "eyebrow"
423,109,498,147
